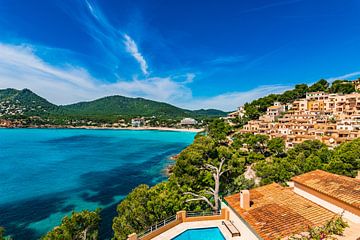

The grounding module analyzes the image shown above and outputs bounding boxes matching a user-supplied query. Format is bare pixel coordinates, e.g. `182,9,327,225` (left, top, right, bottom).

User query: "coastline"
0,125,204,133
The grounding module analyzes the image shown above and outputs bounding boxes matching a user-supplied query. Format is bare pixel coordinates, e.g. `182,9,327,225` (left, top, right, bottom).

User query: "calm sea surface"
0,128,195,239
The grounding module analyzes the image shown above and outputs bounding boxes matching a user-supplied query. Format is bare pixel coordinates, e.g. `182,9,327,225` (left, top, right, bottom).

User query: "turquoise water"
172,227,226,240
0,128,195,239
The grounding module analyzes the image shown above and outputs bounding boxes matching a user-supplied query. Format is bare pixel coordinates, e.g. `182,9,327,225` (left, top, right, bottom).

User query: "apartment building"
241,91,360,148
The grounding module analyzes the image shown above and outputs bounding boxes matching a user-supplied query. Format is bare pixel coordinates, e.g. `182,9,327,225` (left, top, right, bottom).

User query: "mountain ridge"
0,88,226,119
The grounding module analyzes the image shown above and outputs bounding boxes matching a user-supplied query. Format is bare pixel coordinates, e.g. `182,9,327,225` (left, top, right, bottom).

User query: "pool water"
172,227,226,240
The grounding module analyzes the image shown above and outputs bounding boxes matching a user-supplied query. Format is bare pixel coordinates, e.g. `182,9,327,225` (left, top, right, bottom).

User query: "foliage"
329,80,355,94
112,181,193,240
308,79,329,92
288,215,348,240
207,119,231,142
0,227,12,240
325,138,360,177
268,137,286,156
42,210,101,240
0,88,226,125
255,138,360,184
113,134,247,239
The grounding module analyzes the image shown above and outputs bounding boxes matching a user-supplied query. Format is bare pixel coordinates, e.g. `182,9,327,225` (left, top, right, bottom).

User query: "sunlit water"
0,128,195,239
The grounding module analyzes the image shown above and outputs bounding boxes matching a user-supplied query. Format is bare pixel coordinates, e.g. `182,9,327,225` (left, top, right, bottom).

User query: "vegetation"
0,227,12,240
0,88,226,126
110,114,359,239
42,210,101,240
253,138,360,184
112,120,250,239
3,78,358,239
288,215,348,240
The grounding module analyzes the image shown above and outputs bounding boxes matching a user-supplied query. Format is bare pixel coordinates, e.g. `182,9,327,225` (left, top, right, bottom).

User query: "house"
353,79,360,91
227,106,246,119
224,170,360,240
265,104,283,121
292,170,360,223
131,118,145,127
180,118,198,126
128,170,360,240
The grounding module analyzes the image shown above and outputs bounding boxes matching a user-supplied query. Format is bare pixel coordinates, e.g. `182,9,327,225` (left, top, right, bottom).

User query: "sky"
0,0,360,111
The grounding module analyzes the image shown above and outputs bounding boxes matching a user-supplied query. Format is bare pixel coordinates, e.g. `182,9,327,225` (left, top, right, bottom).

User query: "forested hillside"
0,88,226,122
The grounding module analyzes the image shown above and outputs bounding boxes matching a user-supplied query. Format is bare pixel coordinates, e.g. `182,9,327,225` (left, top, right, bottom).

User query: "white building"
180,118,198,125
131,118,144,127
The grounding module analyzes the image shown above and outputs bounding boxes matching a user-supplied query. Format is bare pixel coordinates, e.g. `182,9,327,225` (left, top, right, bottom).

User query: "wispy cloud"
243,47,283,70
327,71,360,82
180,85,291,111
240,0,303,14
207,55,247,65
59,0,150,77
123,34,149,75
0,43,185,104
0,42,288,111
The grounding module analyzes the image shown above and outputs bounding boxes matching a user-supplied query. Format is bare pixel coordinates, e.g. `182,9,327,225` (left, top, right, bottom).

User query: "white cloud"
207,55,247,65
0,43,182,104
179,85,291,111
327,71,360,82
123,34,149,75
0,42,290,111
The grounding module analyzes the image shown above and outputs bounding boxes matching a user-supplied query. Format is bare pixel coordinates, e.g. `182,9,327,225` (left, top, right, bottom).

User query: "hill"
63,96,194,118
0,88,226,120
0,88,58,117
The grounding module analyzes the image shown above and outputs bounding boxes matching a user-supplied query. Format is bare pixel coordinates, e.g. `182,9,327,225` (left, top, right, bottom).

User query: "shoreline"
0,126,204,133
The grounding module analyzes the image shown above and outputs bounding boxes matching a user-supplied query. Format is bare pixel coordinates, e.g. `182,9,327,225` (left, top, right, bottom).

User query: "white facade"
180,118,198,125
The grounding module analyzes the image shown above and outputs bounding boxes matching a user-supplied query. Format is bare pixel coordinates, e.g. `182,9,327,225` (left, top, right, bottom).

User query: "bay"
0,128,195,239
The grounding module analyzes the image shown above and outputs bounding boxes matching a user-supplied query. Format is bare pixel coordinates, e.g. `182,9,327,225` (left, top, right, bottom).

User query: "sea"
0,128,196,239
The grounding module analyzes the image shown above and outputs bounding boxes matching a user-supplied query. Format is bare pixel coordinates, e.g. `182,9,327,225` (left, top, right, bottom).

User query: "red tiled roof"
292,170,360,210
224,183,335,240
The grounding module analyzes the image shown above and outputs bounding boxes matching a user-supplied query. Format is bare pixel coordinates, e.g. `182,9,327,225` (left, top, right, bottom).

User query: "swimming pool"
171,227,226,240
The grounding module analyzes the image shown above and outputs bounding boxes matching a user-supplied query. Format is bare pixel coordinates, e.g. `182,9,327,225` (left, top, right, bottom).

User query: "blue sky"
0,0,360,110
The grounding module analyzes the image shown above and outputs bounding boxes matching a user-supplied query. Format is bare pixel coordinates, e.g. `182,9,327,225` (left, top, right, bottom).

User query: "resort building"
240,90,360,148
180,118,198,126
127,170,360,240
131,118,145,127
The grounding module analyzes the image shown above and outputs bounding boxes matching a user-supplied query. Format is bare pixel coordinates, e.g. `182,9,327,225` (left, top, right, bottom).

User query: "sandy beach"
1,125,204,133
80,126,204,133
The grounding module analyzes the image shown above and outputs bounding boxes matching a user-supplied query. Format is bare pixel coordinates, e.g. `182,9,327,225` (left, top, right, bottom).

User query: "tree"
326,138,360,177
329,80,355,94
42,210,101,240
112,182,190,240
207,119,231,142
268,137,285,156
308,79,329,92
185,157,227,211
255,140,332,184
0,227,5,240
245,134,269,154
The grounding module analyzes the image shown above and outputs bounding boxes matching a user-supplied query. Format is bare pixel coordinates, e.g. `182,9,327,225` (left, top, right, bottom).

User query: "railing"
138,214,177,238
185,210,221,218
137,210,222,239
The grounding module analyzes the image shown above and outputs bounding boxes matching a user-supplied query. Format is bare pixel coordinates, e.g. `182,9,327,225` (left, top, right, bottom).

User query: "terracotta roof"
224,183,335,240
292,170,360,210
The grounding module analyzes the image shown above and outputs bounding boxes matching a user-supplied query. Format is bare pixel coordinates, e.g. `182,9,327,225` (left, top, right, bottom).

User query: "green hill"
62,96,195,118
0,88,226,120
0,88,58,116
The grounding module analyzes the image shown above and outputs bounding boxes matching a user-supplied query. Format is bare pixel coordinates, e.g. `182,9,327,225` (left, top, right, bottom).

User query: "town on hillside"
227,79,360,148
